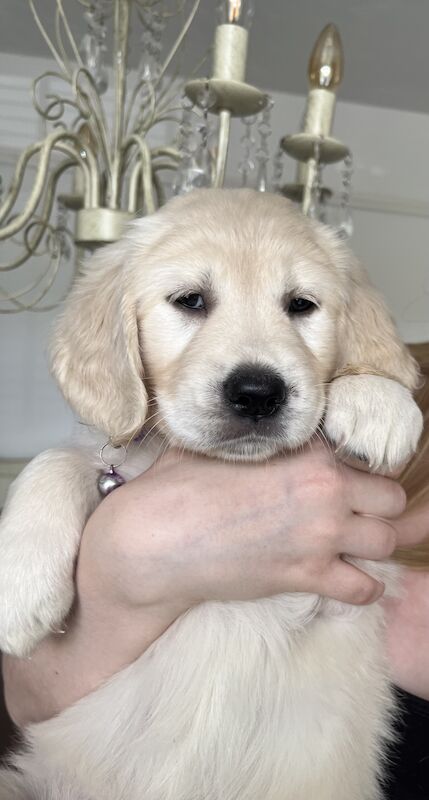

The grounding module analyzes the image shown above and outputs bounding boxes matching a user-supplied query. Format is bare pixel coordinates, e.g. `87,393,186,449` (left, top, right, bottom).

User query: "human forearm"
384,567,429,700
383,502,429,699
3,594,179,727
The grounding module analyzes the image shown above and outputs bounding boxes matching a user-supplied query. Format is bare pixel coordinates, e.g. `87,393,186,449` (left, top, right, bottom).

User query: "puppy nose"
223,367,287,420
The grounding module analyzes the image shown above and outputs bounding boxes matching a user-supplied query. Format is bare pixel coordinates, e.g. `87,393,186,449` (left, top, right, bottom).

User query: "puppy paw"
324,375,423,473
0,582,74,658
0,448,100,658
0,539,75,657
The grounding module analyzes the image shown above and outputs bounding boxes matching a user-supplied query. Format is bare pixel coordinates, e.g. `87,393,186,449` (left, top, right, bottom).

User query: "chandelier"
0,0,352,313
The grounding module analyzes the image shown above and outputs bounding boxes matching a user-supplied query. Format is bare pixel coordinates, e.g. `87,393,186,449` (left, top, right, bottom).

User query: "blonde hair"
395,342,429,568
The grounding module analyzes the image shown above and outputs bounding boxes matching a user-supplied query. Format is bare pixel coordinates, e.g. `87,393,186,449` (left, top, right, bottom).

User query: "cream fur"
0,189,423,799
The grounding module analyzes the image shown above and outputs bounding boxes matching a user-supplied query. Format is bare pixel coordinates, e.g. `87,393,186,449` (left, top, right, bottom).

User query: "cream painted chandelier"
0,0,352,313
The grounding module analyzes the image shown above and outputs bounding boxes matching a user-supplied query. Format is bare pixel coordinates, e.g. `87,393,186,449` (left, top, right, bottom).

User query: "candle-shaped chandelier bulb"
217,0,255,30
185,0,266,190
279,22,349,218
308,23,344,91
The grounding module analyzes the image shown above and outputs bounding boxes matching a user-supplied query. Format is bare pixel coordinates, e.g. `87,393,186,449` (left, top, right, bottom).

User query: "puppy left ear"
50,239,148,443
337,267,420,390
315,226,420,391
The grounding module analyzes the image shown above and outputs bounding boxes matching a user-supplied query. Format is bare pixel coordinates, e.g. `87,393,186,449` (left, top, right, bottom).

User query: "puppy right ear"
50,239,147,443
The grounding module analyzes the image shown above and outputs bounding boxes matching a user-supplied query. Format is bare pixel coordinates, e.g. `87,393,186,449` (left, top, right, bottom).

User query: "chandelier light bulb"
217,0,255,30
308,23,344,91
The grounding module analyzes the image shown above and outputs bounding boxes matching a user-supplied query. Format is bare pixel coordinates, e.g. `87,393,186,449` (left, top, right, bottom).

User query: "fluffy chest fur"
24,589,393,800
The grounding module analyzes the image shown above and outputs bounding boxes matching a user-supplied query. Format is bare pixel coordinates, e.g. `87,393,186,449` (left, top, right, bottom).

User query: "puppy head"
51,189,418,459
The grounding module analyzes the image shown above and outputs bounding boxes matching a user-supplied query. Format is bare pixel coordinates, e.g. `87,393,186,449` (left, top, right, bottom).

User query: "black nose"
223,366,287,420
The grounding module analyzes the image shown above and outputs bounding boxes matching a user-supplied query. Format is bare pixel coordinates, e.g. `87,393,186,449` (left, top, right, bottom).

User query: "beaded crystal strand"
238,114,257,187
138,2,166,83
79,0,109,94
336,153,354,238
307,137,324,220
272,146,285,195
255,97,273,192
174,86,213,195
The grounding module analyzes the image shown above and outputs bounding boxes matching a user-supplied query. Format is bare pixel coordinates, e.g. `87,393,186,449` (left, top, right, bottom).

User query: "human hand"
81,439,406,617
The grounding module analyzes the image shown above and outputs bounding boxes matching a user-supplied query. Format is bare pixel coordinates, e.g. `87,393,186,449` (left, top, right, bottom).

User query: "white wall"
0,54,428,460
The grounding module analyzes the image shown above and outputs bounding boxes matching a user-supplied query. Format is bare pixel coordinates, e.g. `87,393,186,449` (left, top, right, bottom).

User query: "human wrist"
78,477,196,614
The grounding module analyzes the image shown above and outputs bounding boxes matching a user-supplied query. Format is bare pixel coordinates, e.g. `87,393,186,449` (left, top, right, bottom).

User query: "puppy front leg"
0,449,100,657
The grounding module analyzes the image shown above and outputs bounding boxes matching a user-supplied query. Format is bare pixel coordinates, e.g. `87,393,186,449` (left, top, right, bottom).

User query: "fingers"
393,505,429,549
343,468,407,518
342,514,398,561
319,560,385,606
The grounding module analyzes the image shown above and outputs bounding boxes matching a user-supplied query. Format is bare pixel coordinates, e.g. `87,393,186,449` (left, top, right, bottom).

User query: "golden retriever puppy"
0,189,423,800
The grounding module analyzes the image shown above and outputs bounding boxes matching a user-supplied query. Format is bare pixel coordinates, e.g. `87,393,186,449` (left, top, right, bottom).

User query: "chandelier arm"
28,0,69,77
213,109,232,188
151,71,182,113
125,77,157,138
0,273,52,303
153,89,183,122
0,245,70,313
151,102,182,126
0,236,62,297
56,0,84,67
151,146,181,163
138,102,183,144
33,72,73,122
73,69,112,175
113,0,131,162
124,78,144,134
128,146,180,211
55,6,73,75
31,71,103,131
28,249,80,314
152,160,179,171
151,113,183,126
122,134,156,214
154,45,209,117
54,140,100,207
128,162,143,214
0,143,47,226
154,0,201,90
0,132,73,239
0,132,98,242
0,160,76,271
22,221,52,259
152,169,165,208
45,95,85,123
155,46,210,117
186,47,211,80
153,77,196,122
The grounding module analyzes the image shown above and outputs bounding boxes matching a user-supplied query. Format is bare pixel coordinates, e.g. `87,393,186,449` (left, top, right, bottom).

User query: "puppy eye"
175,293,206,311
287,297,317,315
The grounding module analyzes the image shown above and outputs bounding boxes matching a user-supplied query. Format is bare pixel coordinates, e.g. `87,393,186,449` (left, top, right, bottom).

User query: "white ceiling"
1,0,429,114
